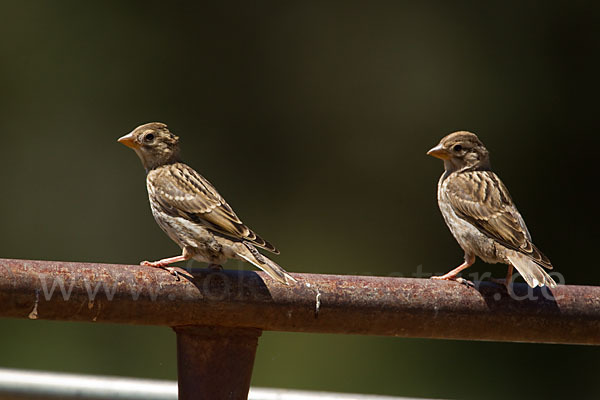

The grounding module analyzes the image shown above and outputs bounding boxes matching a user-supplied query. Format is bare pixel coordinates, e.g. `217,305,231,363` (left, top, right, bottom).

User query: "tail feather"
235,243,296,285
507,252,556,288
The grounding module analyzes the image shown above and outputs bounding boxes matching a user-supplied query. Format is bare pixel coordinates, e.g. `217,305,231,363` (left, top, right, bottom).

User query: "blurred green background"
1,1,598,399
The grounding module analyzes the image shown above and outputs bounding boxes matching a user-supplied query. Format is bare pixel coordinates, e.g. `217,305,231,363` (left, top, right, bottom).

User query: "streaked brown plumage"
118,122,295,284
427,131,557,288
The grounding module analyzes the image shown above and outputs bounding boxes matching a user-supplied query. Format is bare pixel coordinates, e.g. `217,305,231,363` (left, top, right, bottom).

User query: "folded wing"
148,163,279,254
445,170,552,269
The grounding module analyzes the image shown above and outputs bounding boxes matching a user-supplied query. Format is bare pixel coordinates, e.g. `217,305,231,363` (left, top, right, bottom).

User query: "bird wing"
445,170,552,269
147,163,279,254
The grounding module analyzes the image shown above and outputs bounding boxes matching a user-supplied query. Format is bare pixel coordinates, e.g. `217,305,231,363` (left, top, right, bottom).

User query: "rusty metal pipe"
1,258,599,345
174,326,261,400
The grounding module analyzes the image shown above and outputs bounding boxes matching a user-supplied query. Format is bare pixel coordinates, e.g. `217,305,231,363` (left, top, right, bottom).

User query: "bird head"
427,131,490,172
118,122,180,171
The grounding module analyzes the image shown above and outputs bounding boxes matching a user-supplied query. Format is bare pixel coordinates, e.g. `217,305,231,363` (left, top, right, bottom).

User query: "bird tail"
235,242,296,285
506,252,557,288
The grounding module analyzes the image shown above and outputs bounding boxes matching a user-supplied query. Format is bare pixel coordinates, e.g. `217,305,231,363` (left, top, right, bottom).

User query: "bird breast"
437,175,502,264
146,179,228,264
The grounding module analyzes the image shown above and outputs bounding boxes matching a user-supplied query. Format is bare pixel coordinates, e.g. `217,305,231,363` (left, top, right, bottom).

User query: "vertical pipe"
174,325,262,400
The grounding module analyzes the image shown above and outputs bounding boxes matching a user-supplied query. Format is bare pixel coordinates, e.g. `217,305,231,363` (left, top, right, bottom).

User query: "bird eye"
453,144,463,152
143,133,155,142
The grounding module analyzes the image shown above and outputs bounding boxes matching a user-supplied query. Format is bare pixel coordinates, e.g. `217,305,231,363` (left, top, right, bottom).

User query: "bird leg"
506,264,513,283
141,250,192,279
207,263,223,271
141,255,188,267
431,254,475,286
492,264,514,287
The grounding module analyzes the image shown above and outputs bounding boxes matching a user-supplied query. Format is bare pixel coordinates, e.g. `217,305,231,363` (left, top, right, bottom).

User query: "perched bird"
118,122,295,285
427,131,557,288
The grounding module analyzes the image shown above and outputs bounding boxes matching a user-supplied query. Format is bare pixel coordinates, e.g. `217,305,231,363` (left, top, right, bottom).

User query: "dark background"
0,1,598,399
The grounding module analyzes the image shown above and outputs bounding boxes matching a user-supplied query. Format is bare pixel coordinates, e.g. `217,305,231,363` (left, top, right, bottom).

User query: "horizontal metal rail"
1,258,599,399
0,368,419,400
1,258,599,344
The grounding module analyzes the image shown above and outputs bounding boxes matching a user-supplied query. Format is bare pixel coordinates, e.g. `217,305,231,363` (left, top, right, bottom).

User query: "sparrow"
118,122,296,285
427,131,557,288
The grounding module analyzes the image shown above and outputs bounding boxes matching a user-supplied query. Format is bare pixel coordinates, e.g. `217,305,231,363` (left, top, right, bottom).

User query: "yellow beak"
427,143,451,160
117,132,137,149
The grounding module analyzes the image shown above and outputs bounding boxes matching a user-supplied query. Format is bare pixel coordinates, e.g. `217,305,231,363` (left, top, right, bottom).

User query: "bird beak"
427,144,451,160
117,132,138,149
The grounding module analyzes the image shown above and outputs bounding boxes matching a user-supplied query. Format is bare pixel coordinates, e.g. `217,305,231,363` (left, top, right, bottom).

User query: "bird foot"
141,260,165,267
140,261,180,281
207,263,223,271
454,277,475,287
162,266,180,280
431,275,474,288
